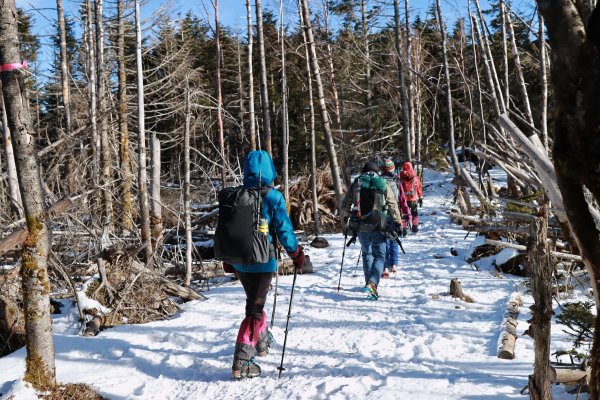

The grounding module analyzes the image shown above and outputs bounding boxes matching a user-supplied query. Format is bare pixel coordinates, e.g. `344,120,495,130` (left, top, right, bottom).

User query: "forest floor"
0,168,588,400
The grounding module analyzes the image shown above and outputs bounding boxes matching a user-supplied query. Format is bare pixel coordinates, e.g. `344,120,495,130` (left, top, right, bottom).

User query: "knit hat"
380,159,395,173
362,161,380,174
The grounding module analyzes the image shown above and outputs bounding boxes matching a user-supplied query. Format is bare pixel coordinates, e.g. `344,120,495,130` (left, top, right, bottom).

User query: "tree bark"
85,0,99,183
280,0,290,205
184,81,192,287
535,2,600,395
150,133,162,252
527,213,552,400
538,13,548,151
134,0,153,266
56,0,72,137
95,0,113,231
0,0,56,386
117,0,133,233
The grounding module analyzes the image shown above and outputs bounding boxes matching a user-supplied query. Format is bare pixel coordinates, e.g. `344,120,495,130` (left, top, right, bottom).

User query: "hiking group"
214,150,423,379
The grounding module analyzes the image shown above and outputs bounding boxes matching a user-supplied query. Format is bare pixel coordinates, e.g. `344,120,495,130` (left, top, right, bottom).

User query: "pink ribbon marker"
0,60,28,73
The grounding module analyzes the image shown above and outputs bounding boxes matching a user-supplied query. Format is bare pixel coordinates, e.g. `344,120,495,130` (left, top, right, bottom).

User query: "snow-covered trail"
1,170,559,399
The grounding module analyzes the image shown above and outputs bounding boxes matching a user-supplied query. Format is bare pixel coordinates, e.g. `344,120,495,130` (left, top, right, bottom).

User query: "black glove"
418,198,423,207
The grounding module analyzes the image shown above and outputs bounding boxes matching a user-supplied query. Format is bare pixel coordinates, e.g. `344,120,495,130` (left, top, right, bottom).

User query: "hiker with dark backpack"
214,150,304,379
340,162,403,300
379,159,410,278
399,161,424,233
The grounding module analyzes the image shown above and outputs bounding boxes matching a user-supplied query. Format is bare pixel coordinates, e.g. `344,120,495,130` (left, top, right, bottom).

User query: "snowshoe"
232,359,262,379
411,224,419,233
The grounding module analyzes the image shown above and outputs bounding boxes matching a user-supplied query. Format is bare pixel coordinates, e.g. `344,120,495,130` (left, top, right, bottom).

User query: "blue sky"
15,0,536,81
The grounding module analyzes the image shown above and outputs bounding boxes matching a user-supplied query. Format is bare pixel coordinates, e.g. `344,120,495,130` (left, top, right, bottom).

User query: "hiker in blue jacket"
226,150,304,379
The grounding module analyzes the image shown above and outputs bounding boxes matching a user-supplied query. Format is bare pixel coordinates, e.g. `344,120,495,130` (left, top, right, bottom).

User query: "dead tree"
299,0,345,210
215,0,227,188
435,0,460,175
117,0,133,232
527,213,552,399
0,92,22,218
393,0,412,161
0,0,56,387
134,0,153,266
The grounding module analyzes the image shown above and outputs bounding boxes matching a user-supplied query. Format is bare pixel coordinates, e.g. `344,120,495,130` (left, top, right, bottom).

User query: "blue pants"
385,239,399,268
357,231,387,287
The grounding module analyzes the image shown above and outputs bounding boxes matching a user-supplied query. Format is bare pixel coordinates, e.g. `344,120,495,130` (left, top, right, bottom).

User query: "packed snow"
0,168,589,399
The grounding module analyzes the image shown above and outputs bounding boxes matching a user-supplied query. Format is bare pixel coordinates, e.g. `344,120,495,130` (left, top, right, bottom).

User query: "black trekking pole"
270,241,281,329
352,249,362,277
336,229,349,292
277,267,298,379
395,237,406,254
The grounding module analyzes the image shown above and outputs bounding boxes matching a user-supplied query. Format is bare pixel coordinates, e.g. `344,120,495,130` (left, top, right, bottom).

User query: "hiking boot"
389,265,398,273
367,282,379,300
381,269,390,279
411,224,419,233
402,228,408,237
232,359,261,379
256,330,274,357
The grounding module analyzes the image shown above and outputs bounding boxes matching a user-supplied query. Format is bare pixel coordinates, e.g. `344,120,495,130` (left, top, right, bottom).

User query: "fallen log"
449,212,486,226
550,366,591,385
131,260,203,301
450,278,474,302
0,197,73,256
484,239,582,262
498,295,522,360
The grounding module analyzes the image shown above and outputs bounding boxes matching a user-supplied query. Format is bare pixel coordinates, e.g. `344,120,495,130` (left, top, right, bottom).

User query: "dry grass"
42,383,106,400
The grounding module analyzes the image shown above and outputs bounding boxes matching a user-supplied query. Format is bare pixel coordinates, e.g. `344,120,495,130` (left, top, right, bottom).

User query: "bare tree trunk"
361,0,372,142
280,0,290,205
56,0,72,137
394,0,412,161
435,0,460,175
300,1,320,236
85,0,99,183
404,0,416,158
95,0,113,231
236,39,247,152
255,0,272,154
117,0,133,232
215,0,227,188
527,213,552,400
0,0,56,387
299,0,344,208
468,0,487,145
134,0,153,266
246,0,256,151
150,133,162,252
500,0,510,111
506,11,535,129
322,0,350,187
473,0,506,113
184,81,192,287
538,13,548,152
0,92,22,218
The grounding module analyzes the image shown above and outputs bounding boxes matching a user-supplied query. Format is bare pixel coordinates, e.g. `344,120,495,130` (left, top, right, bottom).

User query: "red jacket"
399,162,423,202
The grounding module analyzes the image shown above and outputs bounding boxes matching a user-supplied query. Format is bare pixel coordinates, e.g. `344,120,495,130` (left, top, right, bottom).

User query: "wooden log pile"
288,164,339,233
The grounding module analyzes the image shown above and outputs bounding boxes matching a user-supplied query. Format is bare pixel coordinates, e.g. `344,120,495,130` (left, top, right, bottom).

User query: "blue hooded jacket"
233,150,299,273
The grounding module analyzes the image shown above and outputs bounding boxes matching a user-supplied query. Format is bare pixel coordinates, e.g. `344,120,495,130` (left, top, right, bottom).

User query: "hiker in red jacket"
399,161,423,233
